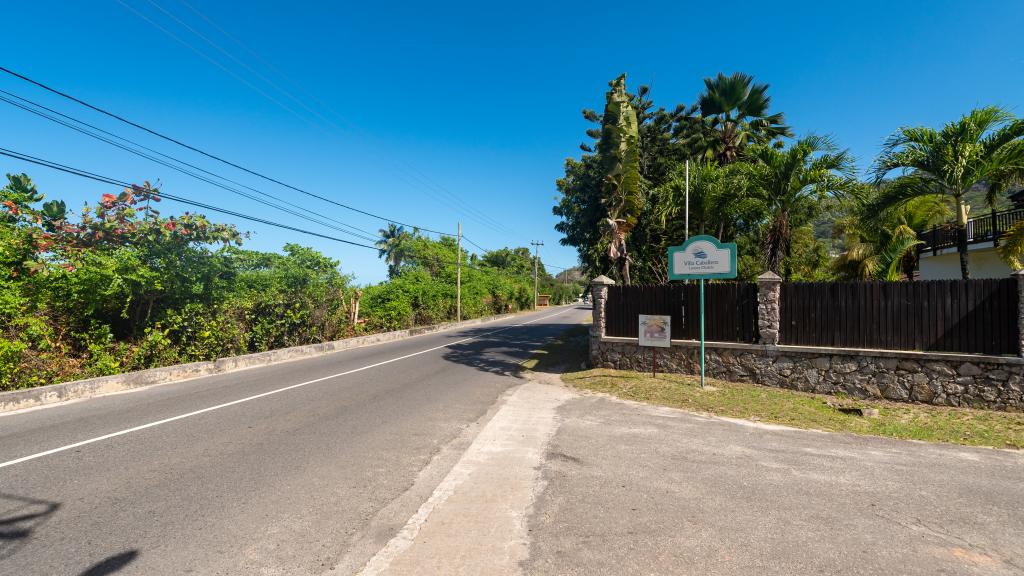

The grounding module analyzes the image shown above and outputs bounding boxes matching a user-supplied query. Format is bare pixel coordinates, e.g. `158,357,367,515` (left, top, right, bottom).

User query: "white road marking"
0,306,581,471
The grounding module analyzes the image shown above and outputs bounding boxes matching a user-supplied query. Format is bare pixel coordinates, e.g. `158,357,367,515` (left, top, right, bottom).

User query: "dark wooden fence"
780,279,1019,355
605,283,759,343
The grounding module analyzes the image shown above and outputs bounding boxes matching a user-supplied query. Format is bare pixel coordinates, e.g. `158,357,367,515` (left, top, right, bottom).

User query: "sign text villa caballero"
667,235,737,280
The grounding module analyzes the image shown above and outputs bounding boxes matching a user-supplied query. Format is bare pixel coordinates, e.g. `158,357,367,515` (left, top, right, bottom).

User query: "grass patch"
565,369,1024,449
527,327,1024,449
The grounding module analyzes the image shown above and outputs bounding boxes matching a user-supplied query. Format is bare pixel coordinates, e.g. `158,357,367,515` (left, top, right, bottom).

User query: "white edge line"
0,306,580,471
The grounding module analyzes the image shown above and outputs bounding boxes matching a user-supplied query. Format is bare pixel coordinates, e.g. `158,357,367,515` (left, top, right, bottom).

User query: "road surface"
3,303,1022,576
0,306,589,575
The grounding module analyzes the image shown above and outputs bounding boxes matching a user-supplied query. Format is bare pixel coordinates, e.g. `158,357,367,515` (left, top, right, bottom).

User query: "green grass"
526,325,1024,449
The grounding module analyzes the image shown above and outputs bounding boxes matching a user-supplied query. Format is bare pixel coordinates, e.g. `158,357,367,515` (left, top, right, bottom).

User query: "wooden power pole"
531,240,543,309
456,222,462,322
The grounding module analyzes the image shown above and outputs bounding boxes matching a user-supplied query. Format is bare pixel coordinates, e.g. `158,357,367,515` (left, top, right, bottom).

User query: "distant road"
0,306,590,575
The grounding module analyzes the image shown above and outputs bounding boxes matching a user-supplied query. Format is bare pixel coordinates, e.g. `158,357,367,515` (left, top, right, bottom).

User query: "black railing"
917,207,1024,254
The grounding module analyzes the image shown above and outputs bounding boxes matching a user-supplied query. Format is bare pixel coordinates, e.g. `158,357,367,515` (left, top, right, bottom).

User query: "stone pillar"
757,272,782,345
1015,270,1024,357
589,275,615,365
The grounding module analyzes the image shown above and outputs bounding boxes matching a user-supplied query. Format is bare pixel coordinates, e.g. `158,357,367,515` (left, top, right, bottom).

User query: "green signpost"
667,235,737,388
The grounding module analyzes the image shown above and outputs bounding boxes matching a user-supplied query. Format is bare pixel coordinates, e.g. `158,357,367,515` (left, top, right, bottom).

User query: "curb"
0,308,557,414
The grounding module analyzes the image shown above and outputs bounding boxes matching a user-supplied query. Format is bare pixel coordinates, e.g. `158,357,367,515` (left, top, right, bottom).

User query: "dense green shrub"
0,174,582,390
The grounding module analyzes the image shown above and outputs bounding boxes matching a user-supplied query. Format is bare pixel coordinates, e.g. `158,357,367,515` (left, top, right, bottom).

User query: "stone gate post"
757,272,782,345
589,275,615,364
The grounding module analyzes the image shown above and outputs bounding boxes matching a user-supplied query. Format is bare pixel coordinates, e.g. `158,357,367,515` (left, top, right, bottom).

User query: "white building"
917,196,1024,279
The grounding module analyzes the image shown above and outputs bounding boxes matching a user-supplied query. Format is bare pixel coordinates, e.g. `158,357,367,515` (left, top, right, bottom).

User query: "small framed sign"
638,314,671,348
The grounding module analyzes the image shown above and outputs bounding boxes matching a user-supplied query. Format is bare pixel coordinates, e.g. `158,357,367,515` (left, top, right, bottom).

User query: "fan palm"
375,223,410,279
744,135,855,279
694,72,793,164
872,106,1024,279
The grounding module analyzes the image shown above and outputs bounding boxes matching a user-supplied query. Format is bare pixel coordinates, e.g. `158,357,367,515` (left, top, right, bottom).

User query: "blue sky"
2,0,1022,283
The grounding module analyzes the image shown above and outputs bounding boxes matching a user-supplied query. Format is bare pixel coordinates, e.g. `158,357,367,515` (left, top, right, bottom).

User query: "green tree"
872,106,1024,279
375,223,413,279
692,72,792,164
743,136,855,279
833,186,950,280
597,74,644,285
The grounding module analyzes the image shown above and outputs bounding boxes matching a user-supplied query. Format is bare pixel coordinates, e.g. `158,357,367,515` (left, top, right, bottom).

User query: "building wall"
919,245,1011,280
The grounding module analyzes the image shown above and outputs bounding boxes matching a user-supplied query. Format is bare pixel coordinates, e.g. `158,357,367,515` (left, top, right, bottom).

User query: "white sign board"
667,235,737,280
638,314,671,348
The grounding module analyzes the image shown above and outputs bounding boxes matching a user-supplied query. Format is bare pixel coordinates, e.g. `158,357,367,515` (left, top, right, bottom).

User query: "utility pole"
531,240,543,309
456,222,462,322
685,159,690,240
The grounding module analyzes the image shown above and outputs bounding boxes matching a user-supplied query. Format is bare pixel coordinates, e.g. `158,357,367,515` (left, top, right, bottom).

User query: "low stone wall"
0,309,533,414
593,337,1024,411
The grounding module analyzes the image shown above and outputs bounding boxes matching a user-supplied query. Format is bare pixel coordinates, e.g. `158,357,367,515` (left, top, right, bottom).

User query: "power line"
0,65,455,237
0,88,380,243
0,147,380,249
0,145,582,294
125,0,524,240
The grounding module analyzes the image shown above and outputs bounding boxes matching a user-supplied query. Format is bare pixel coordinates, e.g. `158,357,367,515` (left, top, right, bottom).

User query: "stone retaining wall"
593,337,1024,411
588,272,1024,411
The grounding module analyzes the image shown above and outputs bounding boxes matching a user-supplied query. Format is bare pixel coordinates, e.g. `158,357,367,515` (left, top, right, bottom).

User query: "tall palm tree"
744,135,855,279
693,72,793,164
375,223,410,279
872,106,1024,279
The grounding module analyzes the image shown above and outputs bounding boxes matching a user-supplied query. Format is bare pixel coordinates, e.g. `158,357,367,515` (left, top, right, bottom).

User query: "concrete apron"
356,382,575,576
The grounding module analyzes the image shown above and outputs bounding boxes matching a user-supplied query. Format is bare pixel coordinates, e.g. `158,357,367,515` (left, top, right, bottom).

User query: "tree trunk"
783,240,793,281
957,223,970,280
956,199,970,280
903,252,917,282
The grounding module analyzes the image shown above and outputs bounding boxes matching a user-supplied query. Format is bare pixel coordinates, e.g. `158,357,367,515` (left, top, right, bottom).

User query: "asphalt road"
0,305,590,576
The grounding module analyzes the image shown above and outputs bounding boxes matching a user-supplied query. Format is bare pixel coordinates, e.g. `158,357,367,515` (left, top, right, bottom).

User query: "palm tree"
872,107,1024,279
833,186,950,280
652,161,755,241
375,223,410,279
744,135,855,279
692,72,793,164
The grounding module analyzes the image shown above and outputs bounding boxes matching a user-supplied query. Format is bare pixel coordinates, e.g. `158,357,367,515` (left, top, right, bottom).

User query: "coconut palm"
375,223,410,279
743,135,855,279
693,72,793,164
872,107,1024,279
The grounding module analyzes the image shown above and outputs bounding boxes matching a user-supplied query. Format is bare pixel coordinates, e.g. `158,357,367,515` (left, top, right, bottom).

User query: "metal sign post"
667,235,737,389
699,278,705,388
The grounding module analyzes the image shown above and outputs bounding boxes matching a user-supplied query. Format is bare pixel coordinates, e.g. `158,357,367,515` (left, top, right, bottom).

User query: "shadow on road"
441,307,589,376
78,550,139,576
0,492,61,562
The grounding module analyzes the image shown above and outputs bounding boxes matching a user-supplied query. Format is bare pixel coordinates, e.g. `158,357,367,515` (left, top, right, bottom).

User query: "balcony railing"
917,206,1024,255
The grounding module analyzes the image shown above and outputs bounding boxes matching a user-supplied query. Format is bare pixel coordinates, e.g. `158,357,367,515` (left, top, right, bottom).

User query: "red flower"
101,193,117,206
164,221,176,231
